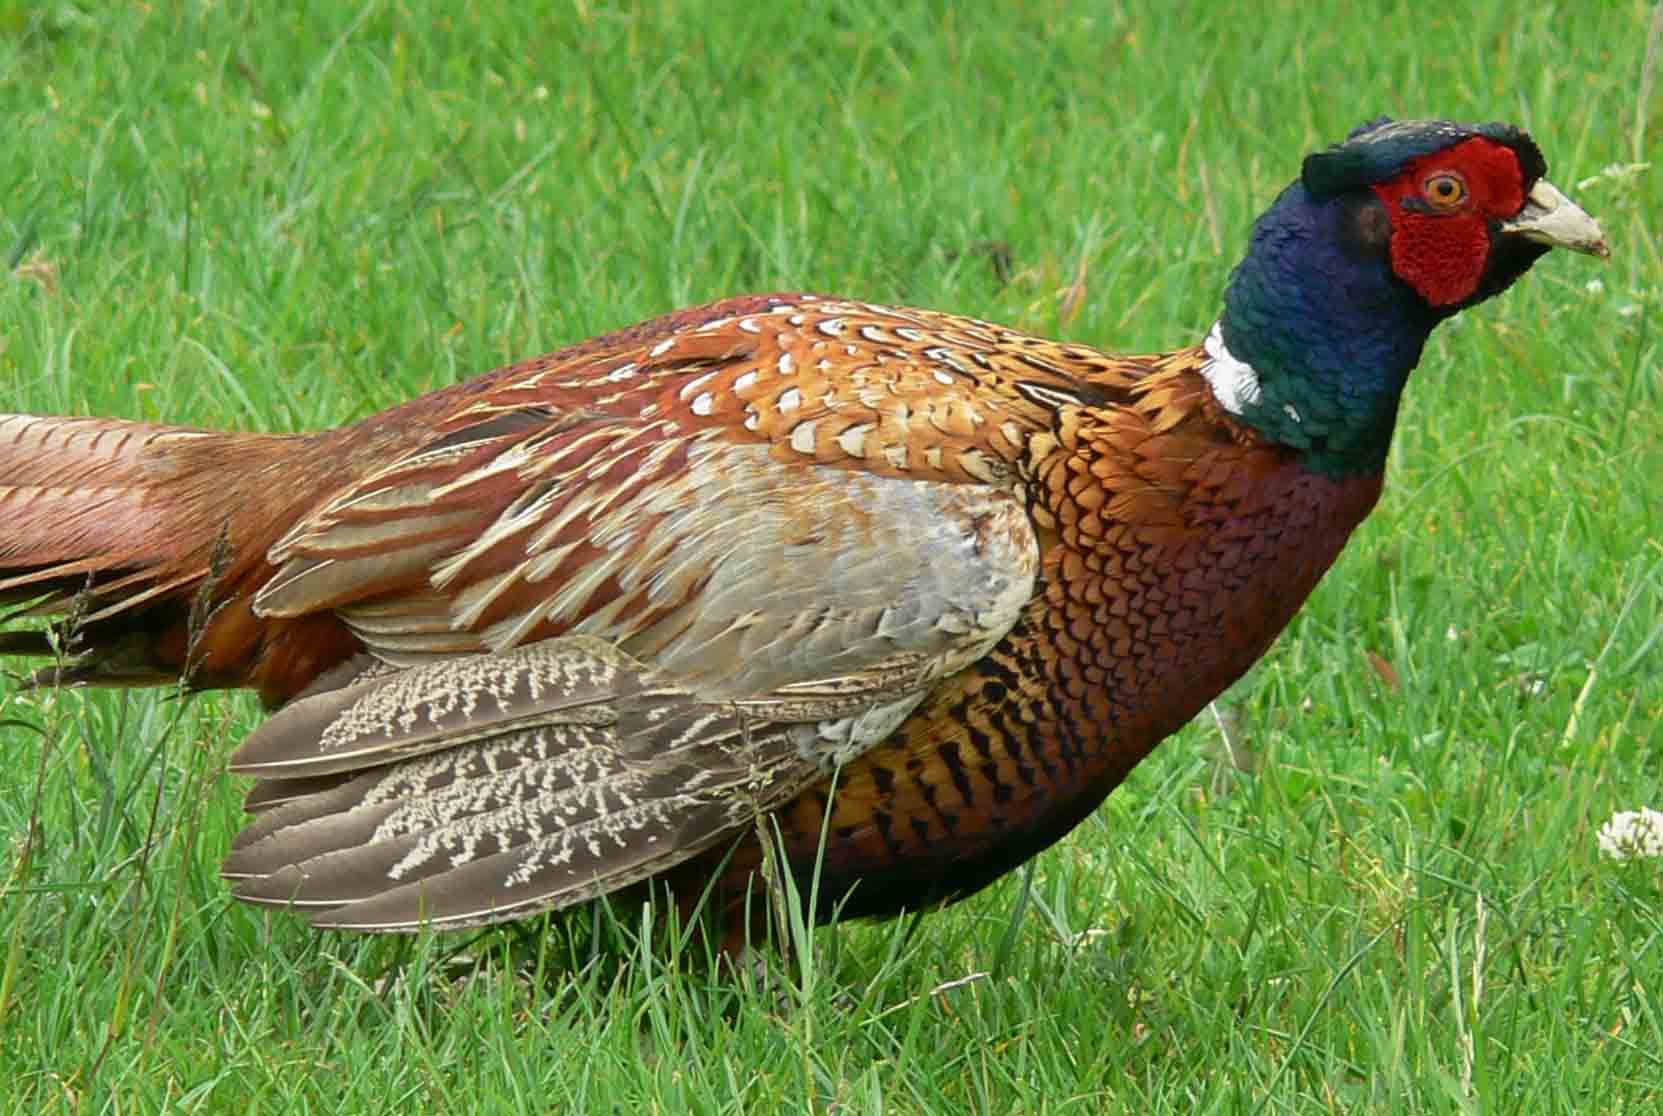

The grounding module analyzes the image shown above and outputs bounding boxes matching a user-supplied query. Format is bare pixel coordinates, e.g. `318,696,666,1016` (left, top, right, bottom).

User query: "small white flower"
1445,625,1461,642
1598,808,1663,861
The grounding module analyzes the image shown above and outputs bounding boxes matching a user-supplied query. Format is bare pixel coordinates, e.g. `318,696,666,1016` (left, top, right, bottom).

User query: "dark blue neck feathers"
1219,182,1443,477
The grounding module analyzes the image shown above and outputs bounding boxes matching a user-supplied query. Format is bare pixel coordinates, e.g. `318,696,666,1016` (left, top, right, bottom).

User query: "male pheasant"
0,119,1607,939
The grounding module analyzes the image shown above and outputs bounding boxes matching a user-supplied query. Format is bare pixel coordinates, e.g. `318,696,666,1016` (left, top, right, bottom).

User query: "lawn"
1,1,1660,1112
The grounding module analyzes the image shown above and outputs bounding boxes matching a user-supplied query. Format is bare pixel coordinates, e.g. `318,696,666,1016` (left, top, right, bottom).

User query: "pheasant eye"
1423,172,1468,210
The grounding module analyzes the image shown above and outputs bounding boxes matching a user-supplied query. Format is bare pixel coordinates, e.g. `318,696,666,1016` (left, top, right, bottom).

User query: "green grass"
2,1,1660,1112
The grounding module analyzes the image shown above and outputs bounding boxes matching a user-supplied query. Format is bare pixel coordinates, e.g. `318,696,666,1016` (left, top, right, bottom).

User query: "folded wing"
223,381,1040,929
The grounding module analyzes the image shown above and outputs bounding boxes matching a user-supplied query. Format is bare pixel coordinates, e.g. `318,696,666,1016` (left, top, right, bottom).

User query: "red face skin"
1371,137,1529,307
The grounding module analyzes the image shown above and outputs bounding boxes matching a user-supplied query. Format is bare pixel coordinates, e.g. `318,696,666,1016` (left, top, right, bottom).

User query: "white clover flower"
1597,808,1663,861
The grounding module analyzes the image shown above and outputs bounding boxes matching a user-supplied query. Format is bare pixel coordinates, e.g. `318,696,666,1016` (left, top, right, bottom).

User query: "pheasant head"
1206,119,1608,476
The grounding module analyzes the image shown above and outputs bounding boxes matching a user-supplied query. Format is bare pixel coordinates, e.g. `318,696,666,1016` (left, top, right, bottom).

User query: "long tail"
0,414,352,701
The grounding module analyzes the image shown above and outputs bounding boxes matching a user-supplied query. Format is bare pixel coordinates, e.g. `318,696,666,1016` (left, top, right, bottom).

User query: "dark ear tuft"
1302,147,1372,200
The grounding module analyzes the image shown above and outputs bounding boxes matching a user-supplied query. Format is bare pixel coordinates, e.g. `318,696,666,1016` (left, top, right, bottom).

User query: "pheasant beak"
1502,179,1610,258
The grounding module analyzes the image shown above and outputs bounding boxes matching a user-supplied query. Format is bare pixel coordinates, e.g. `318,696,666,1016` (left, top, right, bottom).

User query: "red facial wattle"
1371,137,1529,307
